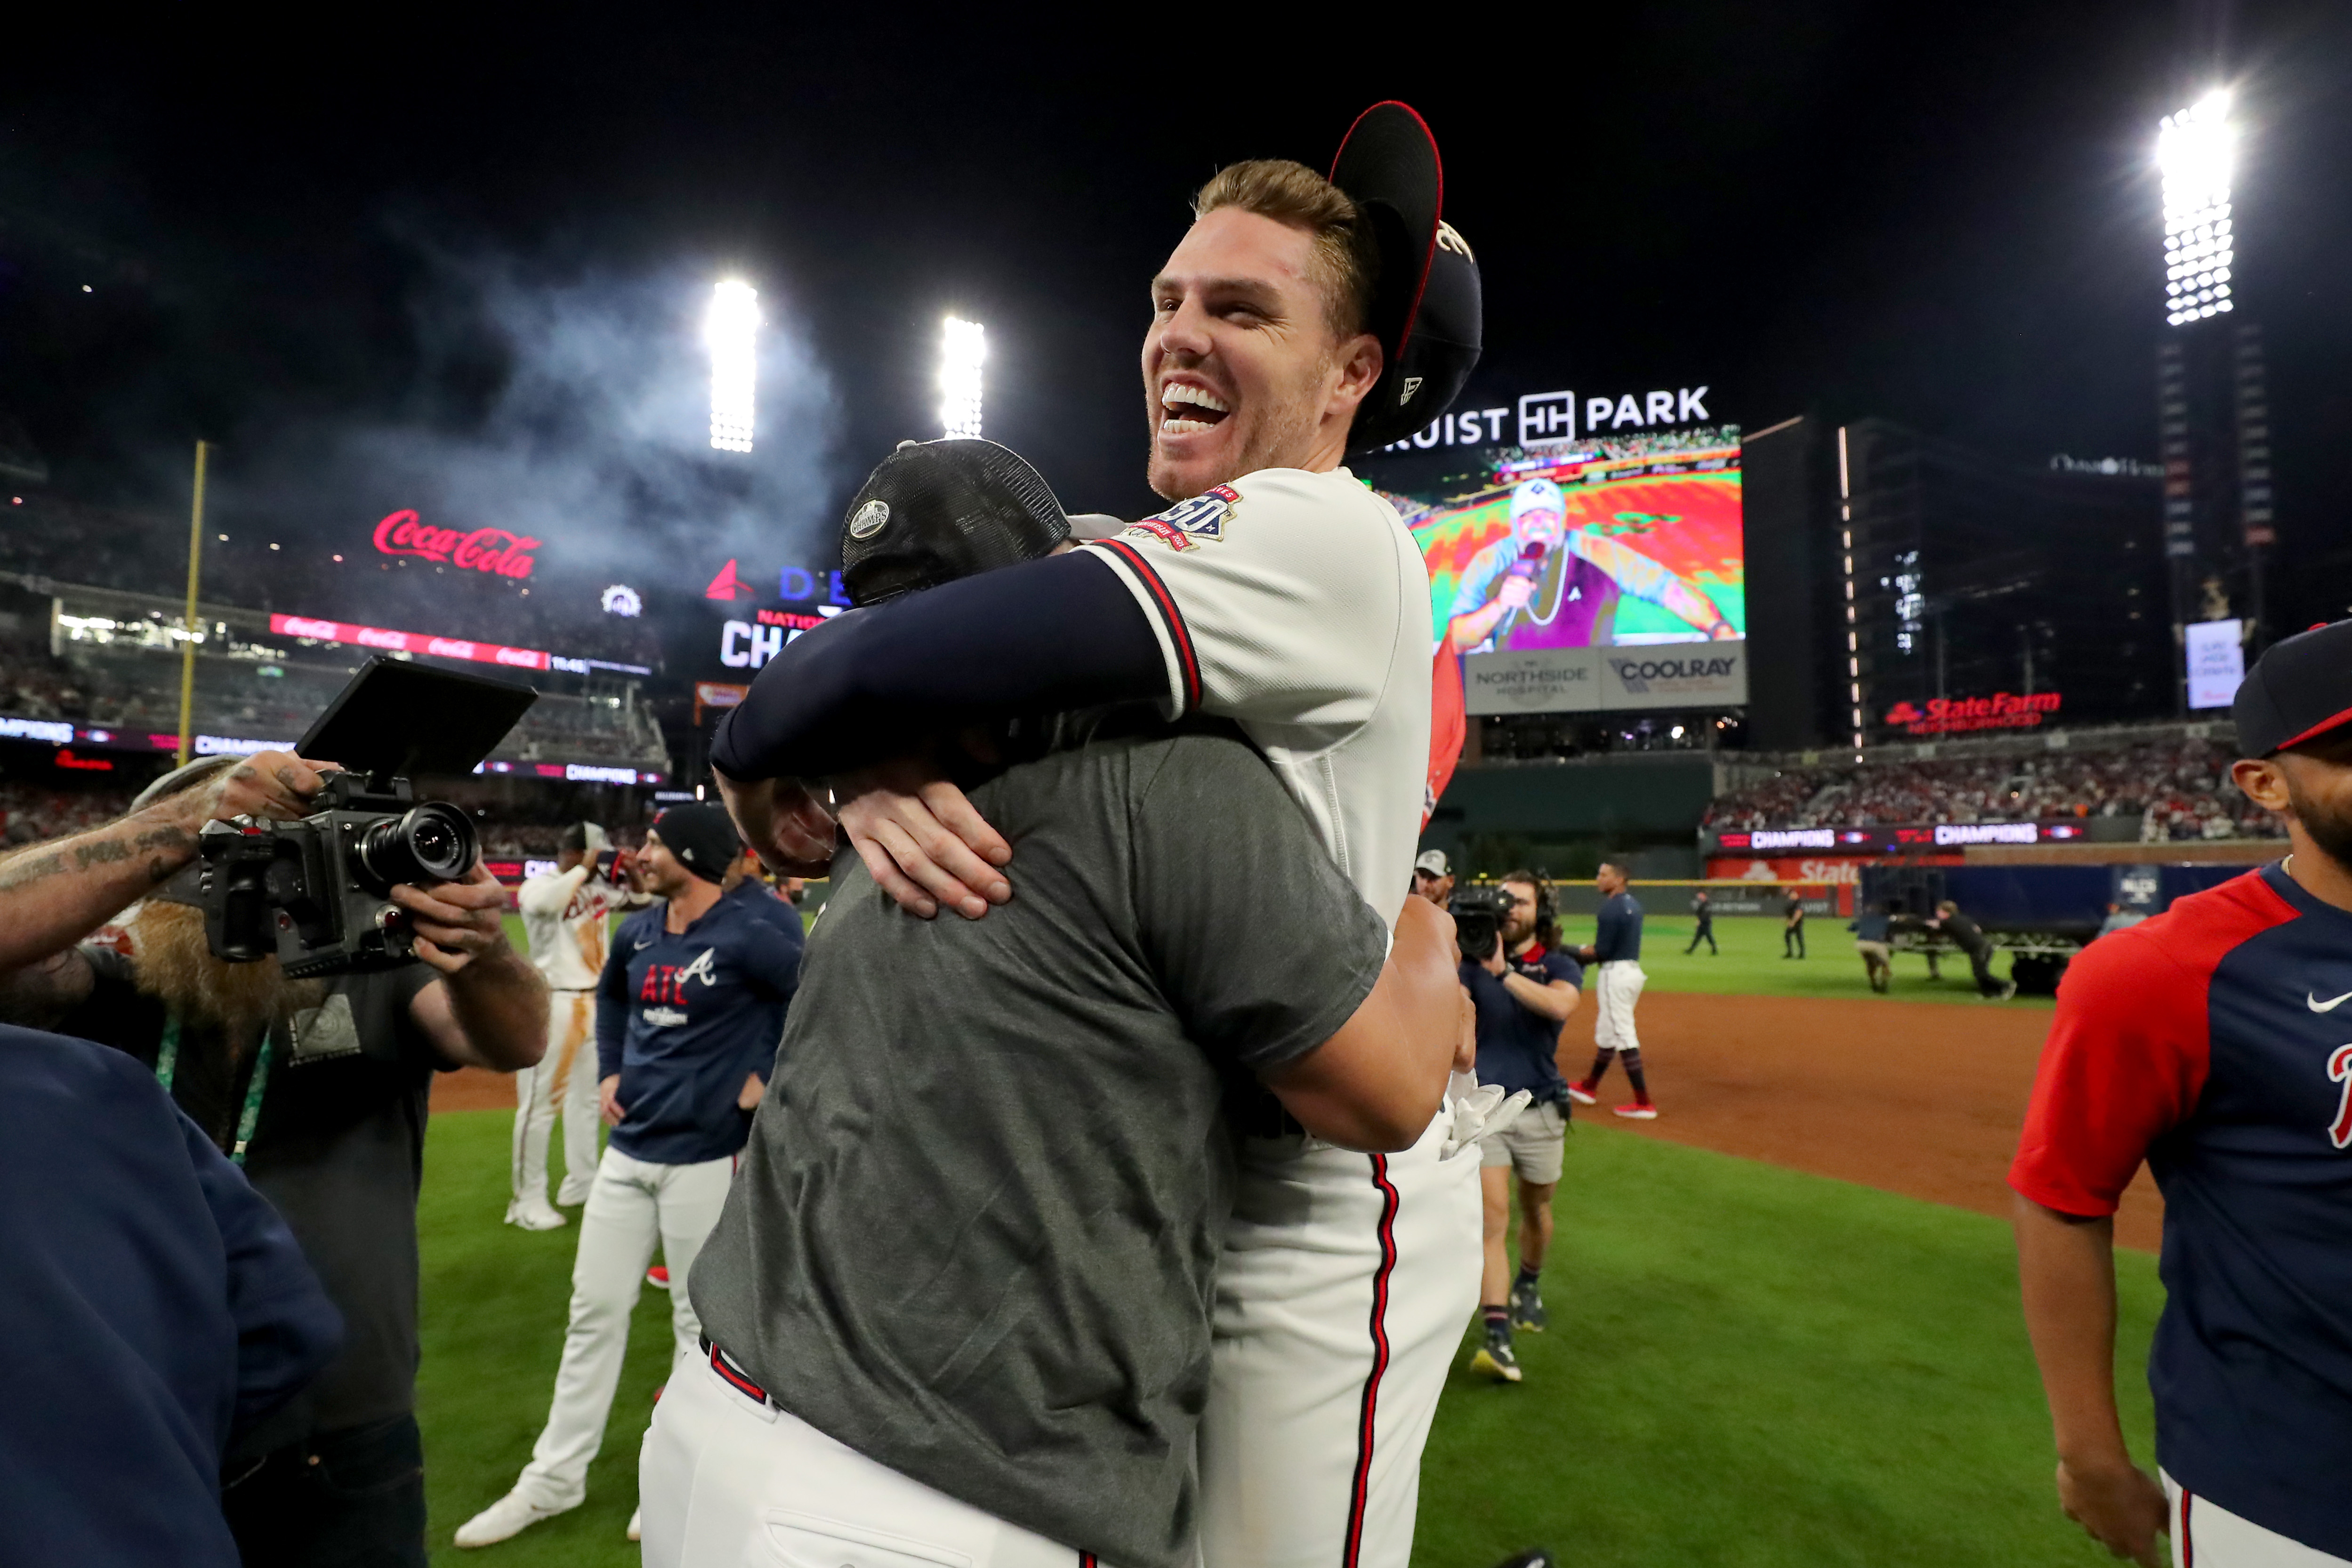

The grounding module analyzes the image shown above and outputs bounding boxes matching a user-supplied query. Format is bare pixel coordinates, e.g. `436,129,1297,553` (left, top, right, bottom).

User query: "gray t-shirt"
689,724,1389,1568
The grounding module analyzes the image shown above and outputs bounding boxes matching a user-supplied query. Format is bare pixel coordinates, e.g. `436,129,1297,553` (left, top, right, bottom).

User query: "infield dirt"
434,988,2163,1252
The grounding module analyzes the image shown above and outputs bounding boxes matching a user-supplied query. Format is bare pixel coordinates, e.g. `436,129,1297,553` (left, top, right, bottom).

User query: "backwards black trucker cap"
2232,619,2352,757
838,438,1071,609
1331,101,1483,454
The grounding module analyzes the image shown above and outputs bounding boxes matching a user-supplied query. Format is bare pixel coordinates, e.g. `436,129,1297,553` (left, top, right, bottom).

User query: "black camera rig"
187,657,537,978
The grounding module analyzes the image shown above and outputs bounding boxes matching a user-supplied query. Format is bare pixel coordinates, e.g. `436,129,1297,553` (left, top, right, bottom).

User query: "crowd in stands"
0,781,133,842
1706,739,2284,840
2,495,665,670
0,644,666,767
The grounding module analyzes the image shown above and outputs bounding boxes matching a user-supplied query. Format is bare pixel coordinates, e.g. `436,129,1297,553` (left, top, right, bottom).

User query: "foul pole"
175,440,210,766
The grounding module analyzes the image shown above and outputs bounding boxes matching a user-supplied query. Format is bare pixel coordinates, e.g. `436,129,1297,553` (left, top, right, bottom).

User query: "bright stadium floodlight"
707,279,761,452
939,315,985,439
2159,89,2236,328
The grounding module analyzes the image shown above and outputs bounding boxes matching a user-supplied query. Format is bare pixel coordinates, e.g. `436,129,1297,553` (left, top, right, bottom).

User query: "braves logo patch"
1121,484,1240,552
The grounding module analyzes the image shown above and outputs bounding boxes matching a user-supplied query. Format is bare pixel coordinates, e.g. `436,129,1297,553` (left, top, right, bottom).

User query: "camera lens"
356,803,479,889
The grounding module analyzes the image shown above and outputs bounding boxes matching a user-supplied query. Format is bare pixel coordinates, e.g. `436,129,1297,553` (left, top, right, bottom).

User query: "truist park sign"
371,510,541,579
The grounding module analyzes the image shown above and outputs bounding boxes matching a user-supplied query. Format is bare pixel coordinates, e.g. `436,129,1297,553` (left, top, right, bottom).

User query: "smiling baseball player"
712,105,1486,1568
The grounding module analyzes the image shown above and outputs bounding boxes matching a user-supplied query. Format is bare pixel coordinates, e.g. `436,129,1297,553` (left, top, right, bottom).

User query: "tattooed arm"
0,750,338,975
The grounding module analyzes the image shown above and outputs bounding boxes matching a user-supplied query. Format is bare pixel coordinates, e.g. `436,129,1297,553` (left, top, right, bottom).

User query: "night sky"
4,4,2347,616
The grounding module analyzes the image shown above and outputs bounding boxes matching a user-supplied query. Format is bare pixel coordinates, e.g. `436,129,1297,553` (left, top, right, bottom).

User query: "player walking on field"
1566,862,1656,1118
711,106,1493,1568
2012,620,2352,1568
508,821,646,1230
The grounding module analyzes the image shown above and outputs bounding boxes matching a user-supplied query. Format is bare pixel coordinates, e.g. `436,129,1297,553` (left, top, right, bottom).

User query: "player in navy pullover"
2013,620,2352,1567
458,804,799,1548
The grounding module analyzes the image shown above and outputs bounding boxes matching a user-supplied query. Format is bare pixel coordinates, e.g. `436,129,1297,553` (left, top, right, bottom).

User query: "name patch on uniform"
1121,484,1240,552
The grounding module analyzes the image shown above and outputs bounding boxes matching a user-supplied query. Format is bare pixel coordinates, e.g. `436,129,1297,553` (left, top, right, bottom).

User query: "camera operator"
1456,873,1582,1385
0,750,549,1568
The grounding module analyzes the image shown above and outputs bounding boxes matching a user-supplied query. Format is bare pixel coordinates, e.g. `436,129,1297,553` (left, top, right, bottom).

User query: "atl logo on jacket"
639,947,721,1027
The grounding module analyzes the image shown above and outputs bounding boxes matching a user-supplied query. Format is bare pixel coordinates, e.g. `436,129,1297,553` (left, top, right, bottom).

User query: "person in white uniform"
710,105,1502,1568
507,821,646,1229
456,805,798,1548
1565,862,1655,1119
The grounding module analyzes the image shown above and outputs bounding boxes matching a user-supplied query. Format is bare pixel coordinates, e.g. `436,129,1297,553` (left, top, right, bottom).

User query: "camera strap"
155,1015,280,1168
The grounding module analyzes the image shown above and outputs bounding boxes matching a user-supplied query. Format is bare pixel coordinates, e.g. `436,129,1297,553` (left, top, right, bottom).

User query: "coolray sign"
272,613,552,672
1881,692,2062,737
1463,640,1748,715
1379,384,1715,452
371,510,540,579
1598,647,1747,709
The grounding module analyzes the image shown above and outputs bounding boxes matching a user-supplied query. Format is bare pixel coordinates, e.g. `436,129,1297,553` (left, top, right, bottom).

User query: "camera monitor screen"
1368,425,1746,651
298,656,539,783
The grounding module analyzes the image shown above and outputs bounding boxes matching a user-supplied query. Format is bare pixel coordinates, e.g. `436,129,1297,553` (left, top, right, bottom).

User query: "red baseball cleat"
1565,1083,1598,1107
1613,1102,1659,1120
646,1265,671,1289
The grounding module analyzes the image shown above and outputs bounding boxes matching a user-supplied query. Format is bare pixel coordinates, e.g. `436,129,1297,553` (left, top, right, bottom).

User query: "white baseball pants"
511,990,601,1210
640,1351,1090,1568
2166,1472,2350,1567
514,1146,733,1510
1198,1107,1484,1568
1593,960,1647,1053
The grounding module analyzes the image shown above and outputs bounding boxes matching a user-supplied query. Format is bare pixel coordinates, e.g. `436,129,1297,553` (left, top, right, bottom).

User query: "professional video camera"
1449,885,1517,964
189,657,538,979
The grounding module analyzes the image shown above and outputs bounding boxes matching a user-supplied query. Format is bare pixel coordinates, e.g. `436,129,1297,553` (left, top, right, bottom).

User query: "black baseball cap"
2232,619,2352,756
1331,101,1483,454
649,804,741,884
839,439,1071,608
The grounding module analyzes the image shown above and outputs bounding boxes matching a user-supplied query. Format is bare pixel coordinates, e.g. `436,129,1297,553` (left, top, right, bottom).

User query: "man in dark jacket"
1932,899,2014,999
0,1023,340,1567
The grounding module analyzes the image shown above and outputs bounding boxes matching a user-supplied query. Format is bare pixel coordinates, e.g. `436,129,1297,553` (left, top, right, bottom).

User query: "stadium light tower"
939,315,985,439
707,279,761,452
2159,89,2235,326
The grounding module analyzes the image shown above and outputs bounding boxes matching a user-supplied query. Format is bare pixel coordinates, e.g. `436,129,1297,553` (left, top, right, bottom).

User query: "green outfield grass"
1561,907,2054,1008
413,1110,2156,1567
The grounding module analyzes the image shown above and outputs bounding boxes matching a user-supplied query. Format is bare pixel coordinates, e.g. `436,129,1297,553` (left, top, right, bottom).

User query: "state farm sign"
371,510,540,579
1883,692,2061,737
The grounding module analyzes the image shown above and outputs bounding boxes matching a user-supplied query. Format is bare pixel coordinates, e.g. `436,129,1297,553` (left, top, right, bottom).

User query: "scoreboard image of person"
1371,425,1747,651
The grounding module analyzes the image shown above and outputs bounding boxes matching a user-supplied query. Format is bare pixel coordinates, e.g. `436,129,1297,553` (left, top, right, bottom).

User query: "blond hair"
1191,159,1379,340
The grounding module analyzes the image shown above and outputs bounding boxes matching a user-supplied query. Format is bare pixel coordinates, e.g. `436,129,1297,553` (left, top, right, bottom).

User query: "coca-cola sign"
371,510,541,579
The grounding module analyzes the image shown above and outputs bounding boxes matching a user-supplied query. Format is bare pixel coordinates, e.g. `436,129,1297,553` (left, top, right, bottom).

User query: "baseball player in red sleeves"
713,106,1498,1568
2011,619,2352,1568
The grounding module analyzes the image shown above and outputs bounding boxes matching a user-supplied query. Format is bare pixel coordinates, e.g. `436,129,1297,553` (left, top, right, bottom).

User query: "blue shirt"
0,1025,341,1568
597,892,803,1166
1594,892,1644,962
2014,866,2352,1556
1461,946,1584,1102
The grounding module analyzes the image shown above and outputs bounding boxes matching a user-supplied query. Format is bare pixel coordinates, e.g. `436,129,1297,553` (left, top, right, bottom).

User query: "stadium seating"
1705,739,2283,841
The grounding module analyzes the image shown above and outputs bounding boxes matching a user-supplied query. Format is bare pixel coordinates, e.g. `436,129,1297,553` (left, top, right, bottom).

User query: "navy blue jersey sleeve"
1544,949,1584,990
596,914,637,1084
178,1110,342,1446
738,917,803,1010
709,551,1167,782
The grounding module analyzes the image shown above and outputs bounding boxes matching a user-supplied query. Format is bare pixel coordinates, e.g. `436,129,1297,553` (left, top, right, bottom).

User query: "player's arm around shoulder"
1261,895,1462,1151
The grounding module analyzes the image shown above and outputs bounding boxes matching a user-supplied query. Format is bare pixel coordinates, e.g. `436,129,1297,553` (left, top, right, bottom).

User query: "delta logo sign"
371,510,540,579
1883,691,2062,737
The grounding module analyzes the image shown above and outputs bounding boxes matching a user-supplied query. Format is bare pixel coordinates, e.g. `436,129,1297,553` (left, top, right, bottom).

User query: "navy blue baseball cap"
2233,620,2352,756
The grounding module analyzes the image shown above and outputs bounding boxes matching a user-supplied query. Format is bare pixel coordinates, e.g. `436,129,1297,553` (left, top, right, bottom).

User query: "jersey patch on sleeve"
1121,484,1240,552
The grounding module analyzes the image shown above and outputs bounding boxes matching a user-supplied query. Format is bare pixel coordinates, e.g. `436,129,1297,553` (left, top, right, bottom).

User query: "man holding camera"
510,821,649,1230
1457,873,1582,1384
0,748,550,1568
